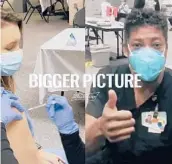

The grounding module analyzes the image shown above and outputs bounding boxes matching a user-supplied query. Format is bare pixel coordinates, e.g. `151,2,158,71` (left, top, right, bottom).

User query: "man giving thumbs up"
86,8,172,164
99,90,135,143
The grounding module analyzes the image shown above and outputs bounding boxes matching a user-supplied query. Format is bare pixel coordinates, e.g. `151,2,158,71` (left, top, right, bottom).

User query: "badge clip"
153,105,158,119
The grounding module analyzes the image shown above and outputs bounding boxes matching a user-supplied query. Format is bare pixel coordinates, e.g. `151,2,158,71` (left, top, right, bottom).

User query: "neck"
131,70,164,107
137,71,164,92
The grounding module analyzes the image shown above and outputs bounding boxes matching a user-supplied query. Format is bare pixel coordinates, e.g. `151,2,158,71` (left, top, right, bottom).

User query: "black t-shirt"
86,64,172,164
1,122,18,164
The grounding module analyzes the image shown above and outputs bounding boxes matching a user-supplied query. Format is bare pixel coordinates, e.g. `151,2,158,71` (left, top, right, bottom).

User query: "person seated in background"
134,0,145,9
116,0,130,21
169,17,172,31
134,0,160,11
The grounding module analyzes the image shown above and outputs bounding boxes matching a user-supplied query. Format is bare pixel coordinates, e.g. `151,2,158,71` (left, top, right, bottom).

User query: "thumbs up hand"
99,90,135,143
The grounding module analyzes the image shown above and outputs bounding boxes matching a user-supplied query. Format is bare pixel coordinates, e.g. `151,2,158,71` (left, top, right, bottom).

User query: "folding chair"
73,7,85,28
56,0,68,18
0,0,14,11
23,0,47,24
72,8,102,46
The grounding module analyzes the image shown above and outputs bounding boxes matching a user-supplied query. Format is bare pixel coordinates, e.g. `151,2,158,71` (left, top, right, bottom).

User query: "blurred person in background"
134,0,160,11
116,0,130,21
169,17,172,31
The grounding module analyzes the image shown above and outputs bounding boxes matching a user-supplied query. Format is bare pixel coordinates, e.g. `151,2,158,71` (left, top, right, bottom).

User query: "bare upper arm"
6,108,41,164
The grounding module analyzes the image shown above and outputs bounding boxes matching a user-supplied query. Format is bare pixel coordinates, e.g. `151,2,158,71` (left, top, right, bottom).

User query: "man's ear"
123,44,129,57
164,43,168,57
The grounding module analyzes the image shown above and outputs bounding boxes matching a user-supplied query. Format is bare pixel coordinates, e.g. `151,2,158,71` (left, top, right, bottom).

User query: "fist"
99,90,135,143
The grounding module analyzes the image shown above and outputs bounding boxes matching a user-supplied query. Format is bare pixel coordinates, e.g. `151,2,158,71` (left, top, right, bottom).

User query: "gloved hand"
0,88,24,125
4,90,26,112
46,95,79,134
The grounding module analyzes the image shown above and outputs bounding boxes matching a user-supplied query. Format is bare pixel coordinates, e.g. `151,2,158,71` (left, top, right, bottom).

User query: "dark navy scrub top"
86,64,172,164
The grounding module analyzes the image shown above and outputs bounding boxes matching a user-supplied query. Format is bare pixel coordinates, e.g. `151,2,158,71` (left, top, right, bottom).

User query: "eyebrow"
131,39,143,42
131,37,162,42
5,41,18,49
151,37,162,41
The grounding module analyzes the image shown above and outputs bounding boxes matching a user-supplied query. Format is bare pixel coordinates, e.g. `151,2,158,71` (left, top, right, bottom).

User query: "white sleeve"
123,5,130,13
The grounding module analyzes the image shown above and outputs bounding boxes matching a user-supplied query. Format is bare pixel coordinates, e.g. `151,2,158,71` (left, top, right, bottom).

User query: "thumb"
46,104,55,119
106,90,118,110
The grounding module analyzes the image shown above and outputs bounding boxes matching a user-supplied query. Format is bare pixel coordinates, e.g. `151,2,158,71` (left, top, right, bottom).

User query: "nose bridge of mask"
145,46,165,56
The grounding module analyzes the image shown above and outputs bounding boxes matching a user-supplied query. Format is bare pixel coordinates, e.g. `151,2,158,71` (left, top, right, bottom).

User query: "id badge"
141,111,167,133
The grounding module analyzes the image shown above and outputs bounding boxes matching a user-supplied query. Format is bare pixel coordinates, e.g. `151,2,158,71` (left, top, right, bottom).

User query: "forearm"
85,115,105,155
60,131,85,164
1,122,19,164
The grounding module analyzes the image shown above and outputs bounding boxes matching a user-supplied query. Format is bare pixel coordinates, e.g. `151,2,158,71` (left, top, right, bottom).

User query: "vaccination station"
1,0,172,164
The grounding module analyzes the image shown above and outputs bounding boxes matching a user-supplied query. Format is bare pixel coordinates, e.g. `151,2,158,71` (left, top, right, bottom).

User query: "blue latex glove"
0,88,24,125
46,95,79,134
3,88,34,136
3,90,26,112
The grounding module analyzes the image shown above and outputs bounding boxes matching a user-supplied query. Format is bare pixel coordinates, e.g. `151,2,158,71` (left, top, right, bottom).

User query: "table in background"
34,28,85,104
86,17,125,59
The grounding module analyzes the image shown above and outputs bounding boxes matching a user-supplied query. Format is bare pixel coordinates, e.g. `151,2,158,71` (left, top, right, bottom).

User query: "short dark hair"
124,9,168,44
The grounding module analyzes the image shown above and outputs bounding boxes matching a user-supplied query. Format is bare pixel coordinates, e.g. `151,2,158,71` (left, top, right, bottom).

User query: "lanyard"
153,93,159,118
152,94,159,118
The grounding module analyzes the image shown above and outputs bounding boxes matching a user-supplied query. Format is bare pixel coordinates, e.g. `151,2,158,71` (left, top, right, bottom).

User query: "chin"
141,76,159,85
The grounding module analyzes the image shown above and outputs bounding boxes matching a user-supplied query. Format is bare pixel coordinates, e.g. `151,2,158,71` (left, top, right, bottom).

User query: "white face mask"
0,49,23,76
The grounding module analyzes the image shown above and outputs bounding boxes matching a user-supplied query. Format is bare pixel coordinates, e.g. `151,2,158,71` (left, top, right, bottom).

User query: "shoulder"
159,67,172,98
1,87,19,100
162,67,172,87
86,64,130,118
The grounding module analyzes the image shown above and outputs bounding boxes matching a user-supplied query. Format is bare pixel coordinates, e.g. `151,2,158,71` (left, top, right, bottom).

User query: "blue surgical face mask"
128,46,166,82
0,49,23,76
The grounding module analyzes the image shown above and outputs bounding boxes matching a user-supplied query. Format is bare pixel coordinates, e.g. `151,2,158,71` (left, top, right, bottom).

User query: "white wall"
69,0,84,25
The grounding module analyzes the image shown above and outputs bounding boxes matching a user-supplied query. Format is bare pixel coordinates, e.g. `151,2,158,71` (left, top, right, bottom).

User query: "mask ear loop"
127,44,132,68
162,48,166,56
127,44,132,55
158,47,166,73
127,44,134,71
